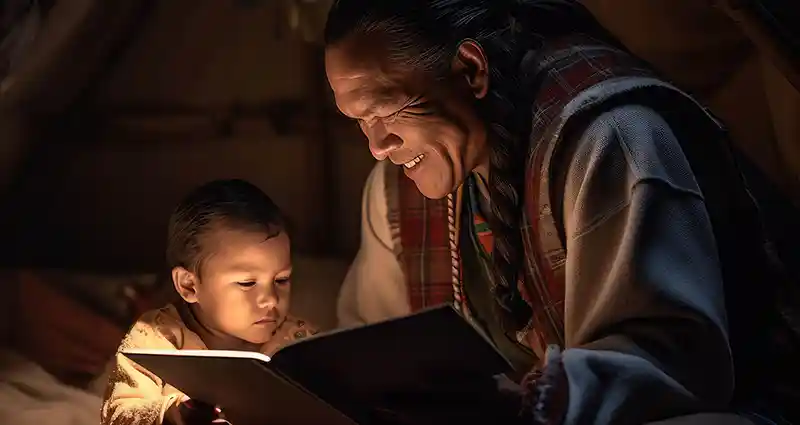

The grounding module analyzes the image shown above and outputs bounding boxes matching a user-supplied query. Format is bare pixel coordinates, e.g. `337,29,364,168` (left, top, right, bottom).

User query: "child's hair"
166,179,286,273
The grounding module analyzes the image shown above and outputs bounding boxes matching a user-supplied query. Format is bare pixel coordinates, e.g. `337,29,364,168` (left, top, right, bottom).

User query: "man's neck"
474,162,489,182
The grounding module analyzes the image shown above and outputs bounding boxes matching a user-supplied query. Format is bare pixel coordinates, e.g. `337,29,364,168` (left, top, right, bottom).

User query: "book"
123,304,514,425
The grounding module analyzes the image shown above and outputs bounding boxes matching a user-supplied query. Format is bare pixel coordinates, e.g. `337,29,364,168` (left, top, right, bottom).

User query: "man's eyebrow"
346,88,402,118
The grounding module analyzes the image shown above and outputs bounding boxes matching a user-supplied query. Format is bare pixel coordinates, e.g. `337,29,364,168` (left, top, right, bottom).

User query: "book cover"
124,304,514,425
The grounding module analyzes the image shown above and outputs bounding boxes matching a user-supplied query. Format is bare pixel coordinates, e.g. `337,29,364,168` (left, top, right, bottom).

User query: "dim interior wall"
2,137,321,270
92,0,312,108
0,112,34,197
1,131,375,270
0,0,150,113
0,0,156,206
330,123,376,257
762,58,800,193
584,0,800,200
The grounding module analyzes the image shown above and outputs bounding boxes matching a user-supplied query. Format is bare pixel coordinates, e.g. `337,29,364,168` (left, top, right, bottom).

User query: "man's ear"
172,267,199,303
451,39,489,99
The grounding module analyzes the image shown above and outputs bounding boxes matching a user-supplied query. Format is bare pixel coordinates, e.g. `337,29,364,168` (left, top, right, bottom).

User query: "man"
325,0,797,423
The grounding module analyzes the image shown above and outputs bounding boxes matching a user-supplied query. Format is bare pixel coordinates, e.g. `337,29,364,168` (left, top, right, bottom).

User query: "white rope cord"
447,192,465,313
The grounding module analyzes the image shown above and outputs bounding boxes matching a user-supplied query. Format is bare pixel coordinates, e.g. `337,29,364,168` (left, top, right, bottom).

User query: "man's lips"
393,153,425,169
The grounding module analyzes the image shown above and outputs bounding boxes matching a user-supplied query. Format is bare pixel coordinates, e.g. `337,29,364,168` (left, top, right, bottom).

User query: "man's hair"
166,179,286,273
325,0,614,329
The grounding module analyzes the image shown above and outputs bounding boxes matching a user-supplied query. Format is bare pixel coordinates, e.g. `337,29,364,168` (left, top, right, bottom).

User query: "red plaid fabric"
390,164,454,311
387,35,656,352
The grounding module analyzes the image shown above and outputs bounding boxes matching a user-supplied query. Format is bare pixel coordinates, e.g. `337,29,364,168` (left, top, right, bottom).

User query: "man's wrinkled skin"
325,36,492,200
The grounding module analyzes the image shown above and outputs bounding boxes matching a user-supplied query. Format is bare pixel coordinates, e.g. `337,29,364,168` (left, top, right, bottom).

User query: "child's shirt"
100,303,316,425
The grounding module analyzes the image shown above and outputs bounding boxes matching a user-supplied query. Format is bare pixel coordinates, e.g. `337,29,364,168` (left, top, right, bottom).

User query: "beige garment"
101,304,315,425
337,160,410,327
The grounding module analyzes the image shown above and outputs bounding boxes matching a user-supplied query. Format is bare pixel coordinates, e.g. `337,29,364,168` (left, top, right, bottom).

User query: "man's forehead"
329,71,410,117
326,42,427,116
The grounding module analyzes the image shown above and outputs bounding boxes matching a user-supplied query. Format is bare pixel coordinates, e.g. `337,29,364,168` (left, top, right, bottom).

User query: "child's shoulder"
119,304,187,351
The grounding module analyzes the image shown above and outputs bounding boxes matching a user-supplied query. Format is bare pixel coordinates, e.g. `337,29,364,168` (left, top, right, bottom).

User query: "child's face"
178,228,292,345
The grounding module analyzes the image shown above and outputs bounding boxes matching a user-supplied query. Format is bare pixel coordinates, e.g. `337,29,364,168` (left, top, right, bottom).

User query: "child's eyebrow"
222,264,261,274
223,264,293,274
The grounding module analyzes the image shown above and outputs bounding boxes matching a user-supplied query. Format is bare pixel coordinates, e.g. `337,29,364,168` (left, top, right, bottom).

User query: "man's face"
325,36,489,199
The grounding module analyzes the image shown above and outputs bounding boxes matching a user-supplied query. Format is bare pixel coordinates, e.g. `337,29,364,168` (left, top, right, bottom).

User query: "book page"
122,348,272,363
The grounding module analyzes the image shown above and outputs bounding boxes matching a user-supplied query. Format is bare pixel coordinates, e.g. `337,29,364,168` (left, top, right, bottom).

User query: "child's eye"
236,281,257,288
275,277,291,286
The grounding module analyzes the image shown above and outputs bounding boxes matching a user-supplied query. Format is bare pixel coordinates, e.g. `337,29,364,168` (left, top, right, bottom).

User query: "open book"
123,304,514,425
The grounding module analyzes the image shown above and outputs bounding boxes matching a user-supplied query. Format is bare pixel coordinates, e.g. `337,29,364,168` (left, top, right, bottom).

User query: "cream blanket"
0,349,102,425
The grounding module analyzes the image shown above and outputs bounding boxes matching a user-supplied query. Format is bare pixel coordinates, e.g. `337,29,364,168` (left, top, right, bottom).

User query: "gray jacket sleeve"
538,104,734,425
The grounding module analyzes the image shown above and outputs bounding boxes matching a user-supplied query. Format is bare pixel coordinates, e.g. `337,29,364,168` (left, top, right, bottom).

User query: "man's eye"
401,102,434,117
236,281,257,288
384,111,402,123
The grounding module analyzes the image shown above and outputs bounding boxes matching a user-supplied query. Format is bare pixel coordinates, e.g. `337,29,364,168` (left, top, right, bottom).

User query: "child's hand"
260,317,318,355
167,396,230,425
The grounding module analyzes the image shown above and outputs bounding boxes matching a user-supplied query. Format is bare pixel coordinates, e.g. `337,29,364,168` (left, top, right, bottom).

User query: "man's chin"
413,179,456,200
403,162,459,199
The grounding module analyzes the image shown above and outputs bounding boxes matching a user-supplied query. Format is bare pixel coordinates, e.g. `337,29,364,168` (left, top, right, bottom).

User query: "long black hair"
325,0,614,330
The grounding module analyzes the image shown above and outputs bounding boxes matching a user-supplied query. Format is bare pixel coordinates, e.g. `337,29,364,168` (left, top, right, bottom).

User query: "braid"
480,36,536,331
483,0,619,330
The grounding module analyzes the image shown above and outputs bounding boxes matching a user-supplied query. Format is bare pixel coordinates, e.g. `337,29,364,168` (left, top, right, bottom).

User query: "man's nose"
366,123,402,160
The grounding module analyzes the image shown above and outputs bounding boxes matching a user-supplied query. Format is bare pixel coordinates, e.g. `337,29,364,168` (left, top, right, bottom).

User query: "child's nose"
257,288,278,309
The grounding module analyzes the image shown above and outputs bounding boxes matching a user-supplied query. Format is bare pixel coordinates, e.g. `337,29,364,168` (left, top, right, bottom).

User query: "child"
101,179,316,425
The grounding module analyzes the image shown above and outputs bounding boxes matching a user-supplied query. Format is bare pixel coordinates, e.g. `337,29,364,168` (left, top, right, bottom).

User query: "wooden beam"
66,99,335,144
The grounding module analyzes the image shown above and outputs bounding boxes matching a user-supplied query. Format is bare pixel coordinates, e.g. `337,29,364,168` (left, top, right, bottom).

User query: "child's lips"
254,316,277,325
